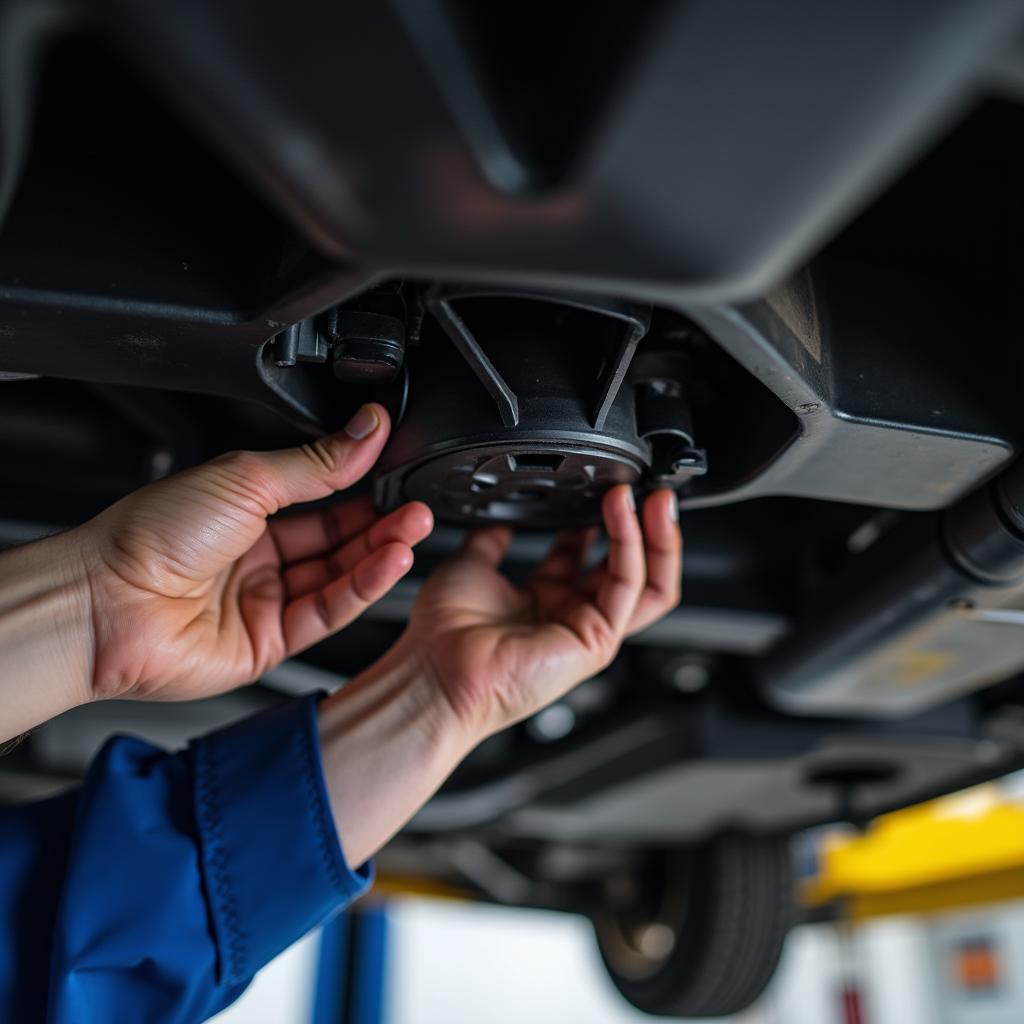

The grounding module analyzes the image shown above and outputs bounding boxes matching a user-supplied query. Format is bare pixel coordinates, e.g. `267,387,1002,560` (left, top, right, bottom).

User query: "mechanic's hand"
81,403,433,701
393,486,681,740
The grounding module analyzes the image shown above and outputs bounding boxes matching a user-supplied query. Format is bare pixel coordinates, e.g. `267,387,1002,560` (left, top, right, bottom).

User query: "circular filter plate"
400,443,645,528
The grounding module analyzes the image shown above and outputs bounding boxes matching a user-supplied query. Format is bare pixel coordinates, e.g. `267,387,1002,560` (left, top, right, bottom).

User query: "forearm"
0,530,95,740
317,646,471,867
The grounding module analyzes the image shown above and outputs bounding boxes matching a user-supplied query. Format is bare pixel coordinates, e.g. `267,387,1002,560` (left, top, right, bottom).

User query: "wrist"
320,642,475,767
0,527,97,740
315,644,476,866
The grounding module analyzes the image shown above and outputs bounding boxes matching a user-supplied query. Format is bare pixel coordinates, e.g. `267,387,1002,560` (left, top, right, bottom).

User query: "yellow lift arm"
802,781,1024,920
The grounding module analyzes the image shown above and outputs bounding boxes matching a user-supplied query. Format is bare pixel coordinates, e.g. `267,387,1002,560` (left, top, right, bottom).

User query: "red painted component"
840,985,865,1024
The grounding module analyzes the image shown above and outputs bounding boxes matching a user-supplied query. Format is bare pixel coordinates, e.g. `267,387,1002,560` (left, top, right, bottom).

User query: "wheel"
593,833,793,1018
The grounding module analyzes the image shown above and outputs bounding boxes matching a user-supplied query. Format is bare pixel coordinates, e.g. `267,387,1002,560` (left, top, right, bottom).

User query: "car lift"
801,776,1024,920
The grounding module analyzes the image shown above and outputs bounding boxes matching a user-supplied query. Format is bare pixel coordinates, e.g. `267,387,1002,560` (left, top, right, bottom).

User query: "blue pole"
349,906,389,1024
312,906,389,1024
311,911,350,1024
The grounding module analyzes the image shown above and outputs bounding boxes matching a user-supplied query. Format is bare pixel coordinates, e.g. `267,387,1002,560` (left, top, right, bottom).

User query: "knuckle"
313,589,332,629
588,620,619,661
205,450,279,514
299,438,340,478
251,638,287,681
349,572,374,606
217,449,258,476
217,450,274,493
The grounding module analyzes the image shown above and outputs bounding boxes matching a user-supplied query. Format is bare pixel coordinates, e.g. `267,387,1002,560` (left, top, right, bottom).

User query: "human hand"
390,486,681,742
314,484,681,865
76,403,432,701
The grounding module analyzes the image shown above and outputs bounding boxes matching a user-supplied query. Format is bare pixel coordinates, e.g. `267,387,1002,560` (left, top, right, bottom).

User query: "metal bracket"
426,291,520,427
425,283,651,431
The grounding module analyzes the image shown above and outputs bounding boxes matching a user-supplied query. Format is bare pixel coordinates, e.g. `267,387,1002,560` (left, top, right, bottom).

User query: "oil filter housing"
373,287,706,529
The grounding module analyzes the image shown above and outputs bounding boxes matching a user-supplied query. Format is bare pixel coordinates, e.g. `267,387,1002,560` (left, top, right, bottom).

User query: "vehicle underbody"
4,1,1024,1016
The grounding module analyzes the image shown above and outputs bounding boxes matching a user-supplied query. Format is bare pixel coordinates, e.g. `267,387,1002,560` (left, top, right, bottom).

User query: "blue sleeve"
0,694,372,1024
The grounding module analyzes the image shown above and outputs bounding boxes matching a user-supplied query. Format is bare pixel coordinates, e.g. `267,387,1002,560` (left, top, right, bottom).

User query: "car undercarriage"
4,1,1024,1016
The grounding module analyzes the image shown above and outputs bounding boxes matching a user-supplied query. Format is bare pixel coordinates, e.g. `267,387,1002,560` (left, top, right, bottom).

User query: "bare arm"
0,530,95,739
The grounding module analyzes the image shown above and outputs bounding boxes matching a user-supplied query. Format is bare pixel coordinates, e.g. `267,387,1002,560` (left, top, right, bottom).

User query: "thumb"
218,403,391,514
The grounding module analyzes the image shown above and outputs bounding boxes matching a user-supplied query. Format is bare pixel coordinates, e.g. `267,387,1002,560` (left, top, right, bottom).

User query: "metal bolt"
797,402,821,415
670,447,707,476
272,324,300,367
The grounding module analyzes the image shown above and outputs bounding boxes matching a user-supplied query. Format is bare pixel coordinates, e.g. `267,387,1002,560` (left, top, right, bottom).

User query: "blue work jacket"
0,694,371,1023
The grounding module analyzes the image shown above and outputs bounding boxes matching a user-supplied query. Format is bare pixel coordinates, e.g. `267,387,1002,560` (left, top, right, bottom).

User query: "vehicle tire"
593,833,793,1018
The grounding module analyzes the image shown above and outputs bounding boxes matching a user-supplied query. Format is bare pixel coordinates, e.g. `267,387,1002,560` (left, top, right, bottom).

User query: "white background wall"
208,929,322,1024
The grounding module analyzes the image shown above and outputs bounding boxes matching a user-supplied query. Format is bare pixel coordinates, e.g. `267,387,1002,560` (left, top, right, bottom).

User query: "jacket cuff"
191,694,372,985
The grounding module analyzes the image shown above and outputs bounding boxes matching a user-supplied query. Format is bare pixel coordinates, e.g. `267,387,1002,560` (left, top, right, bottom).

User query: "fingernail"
668,492,679,522
625,486,637,512
344,404,379,440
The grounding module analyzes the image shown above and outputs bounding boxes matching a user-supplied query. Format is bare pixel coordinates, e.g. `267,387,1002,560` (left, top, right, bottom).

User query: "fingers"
592,485,645,634
328,501,434,577
214,403,392,515
629,489,683,633
282,541,415,654
261,498,434,656
283,502,434,599
460,526,512,567
269,495,378,565
530,528,598,586
237,564,290,674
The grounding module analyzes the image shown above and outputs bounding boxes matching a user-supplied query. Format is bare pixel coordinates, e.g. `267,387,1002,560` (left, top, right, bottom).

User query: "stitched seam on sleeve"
299,714,346,895
196,740,248,982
